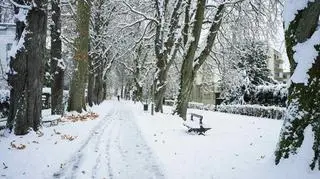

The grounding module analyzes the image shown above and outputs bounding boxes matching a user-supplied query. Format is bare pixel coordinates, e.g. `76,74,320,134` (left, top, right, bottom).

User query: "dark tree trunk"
87,56,94,107
88,56,104,106
134,82,143,102
67,0,90,112
154,66,168,113
176,0,205,120
102,81,107,100
93,65,104,104
6,8,26,131
7,1,48,135
275,1,320,170
51,0,64,115
176,2,224,120
68,60,88,112
132,44,145,102
87,72,94,107
153,0,183,113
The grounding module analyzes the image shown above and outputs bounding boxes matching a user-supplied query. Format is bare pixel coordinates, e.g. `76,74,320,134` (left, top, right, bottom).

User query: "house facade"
190,70,221,105
0,23,15,90
189,46,290,105
267,48,290,83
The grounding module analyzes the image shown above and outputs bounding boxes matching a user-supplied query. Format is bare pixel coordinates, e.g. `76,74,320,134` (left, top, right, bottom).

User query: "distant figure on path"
117,95,120,101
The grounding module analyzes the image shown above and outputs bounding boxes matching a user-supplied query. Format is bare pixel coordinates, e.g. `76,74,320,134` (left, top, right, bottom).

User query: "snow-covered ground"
0,100,319,179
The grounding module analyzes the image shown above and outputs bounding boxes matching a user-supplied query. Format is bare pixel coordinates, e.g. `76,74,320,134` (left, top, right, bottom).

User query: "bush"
249,84,287,107
163,100,285,120
186,102,284,120
216,104,285,119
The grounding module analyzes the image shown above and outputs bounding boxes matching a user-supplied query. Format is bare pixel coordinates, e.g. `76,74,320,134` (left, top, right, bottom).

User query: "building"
190,47,291,105
190,71,221,105
0,23,15,89
267,48,290,83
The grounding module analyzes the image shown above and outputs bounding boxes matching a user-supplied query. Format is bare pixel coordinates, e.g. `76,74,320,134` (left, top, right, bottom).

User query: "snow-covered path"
2,100,319,179
52,102,165,179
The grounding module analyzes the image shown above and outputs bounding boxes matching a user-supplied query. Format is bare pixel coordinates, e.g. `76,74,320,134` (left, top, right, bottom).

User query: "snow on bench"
0,118,6,123
183,113,211,135
42,115,60,126
0,118,6,130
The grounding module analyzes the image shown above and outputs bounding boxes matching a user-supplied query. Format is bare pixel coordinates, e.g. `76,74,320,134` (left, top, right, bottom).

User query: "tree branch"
9,0,31,9
122,1,159,24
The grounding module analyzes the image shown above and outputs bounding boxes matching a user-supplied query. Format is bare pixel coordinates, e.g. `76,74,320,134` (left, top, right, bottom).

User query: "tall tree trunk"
153,0,183,113
7,1,48,135
6,6,26,131
102,80,107,100
67,0,90,112
132,44,144,102
94,65,104,104
134,80,143,102
176,2,224,120
275,1,320,170
176,0,205,120
154,66,168,113
51,0,64,115
87,57,94,107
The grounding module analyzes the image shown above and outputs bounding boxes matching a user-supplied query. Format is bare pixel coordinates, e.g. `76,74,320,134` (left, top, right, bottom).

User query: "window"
6,43,13,62
6,43,12,51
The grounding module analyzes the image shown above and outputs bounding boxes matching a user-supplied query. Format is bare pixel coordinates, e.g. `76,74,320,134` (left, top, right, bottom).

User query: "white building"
0,23,15,89
191,69,221,105
267,47,290,83
190,46,290,105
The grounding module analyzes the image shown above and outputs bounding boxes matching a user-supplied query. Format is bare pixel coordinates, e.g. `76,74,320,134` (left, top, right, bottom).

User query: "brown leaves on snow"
60,112,99,122
10,140,26,150
53,129,77,141
61,134,77,141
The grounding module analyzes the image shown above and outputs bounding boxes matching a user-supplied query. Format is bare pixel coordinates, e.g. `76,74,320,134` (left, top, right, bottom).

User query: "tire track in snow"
92,109,119,179
53,101,166,179
53,107,116,179
107,104,166,179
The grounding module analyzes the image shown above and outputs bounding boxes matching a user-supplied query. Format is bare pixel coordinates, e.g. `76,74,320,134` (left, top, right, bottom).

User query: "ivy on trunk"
7,1,48,135
275,1,320,170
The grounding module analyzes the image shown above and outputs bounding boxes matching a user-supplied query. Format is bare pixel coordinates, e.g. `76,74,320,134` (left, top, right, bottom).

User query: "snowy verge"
0,101,113,179
129,102,320,179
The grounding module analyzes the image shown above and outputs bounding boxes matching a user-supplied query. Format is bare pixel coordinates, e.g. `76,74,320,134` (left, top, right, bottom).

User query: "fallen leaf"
61,134,77,141
10,141,26,150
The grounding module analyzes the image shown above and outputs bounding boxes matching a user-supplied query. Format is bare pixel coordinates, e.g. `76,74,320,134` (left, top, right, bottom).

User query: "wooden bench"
0,125,5,130
0,118,7,130
183,113,211,135
0,116,60,129
42,115,60,126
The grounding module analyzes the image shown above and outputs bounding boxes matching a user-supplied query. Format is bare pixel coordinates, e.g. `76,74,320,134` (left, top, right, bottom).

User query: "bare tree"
153,0,183,112
88,0,116,106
